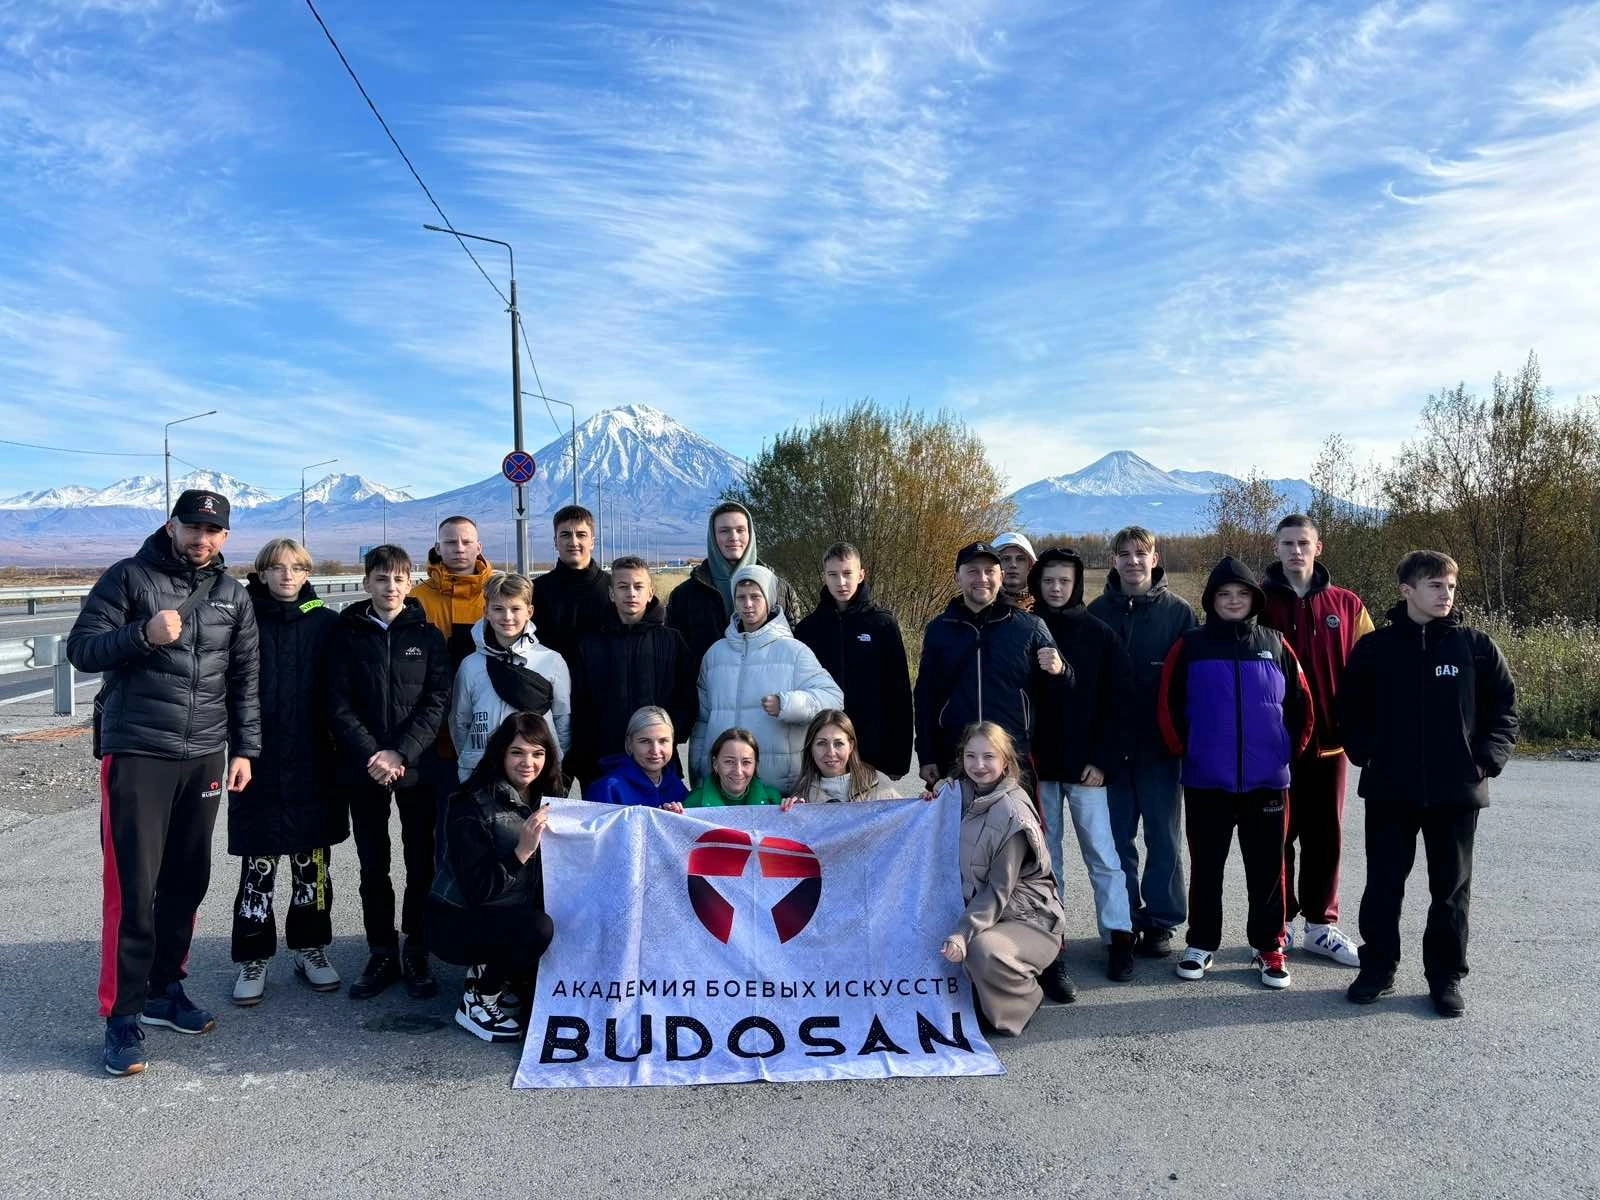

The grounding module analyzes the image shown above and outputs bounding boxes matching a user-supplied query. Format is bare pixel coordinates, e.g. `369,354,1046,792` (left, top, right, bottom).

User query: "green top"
683,775,784,808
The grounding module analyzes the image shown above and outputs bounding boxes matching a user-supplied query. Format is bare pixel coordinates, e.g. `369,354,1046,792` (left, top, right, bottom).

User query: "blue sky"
2,0,1598,500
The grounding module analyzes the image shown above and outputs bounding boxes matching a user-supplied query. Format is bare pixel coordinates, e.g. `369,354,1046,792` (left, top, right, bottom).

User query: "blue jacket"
586,754,690,809
914,596,1060,775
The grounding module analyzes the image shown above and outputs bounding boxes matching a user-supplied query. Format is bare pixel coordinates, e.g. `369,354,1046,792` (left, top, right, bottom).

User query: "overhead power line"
0,438,161,457
303,0,509,308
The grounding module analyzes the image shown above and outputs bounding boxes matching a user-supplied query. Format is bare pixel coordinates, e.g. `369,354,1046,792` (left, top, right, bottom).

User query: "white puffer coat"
450,620,572,781
690,612,844,793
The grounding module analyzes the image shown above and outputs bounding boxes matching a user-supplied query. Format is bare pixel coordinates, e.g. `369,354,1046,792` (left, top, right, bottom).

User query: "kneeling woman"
586,706,689,811
684,728,783,808
427,713,560,1042
934,721,1071,1036
782,710,900,808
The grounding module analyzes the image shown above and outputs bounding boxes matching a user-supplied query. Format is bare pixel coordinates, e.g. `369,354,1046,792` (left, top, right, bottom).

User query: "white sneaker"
1283,918,1298,951
232,959,268,1006
456,989,523,1043
1304,923,1361,967
1175,947,1214,981
293,946,342,991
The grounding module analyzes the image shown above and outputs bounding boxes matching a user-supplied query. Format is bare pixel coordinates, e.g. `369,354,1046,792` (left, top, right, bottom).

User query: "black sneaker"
1106,931,1136,982
401,941,437,999
1346,971,1396,1005
1430,980,1466,1018
140,982,216,1035
103,1015,147,1076
1040,952,1078,1004
1136,928,1174,958
349,950,401,1000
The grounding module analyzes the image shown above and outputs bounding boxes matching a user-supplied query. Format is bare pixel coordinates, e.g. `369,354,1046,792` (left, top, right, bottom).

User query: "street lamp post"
423,224,527,573
300,458,338,550
381,483,412,544
522,391,579,506
163,410,217,515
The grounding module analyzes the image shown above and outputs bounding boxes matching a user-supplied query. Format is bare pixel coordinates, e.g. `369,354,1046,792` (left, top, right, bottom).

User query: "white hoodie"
450,620,572,781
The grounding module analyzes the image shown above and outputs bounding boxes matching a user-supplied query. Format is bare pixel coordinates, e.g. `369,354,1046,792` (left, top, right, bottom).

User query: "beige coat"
794,772,901,803
951,777,1067,947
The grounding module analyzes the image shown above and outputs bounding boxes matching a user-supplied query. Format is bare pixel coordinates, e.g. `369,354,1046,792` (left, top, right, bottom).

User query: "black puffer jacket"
914,596,1061,775
531,560,612,666
326,598,452,789
228,577,344,855
1086,566,1198,760
427,780,551,966
1338,605,1517,809
67,528,261,760
793,582,913,777
1026,549,1137,782
567,599,696,785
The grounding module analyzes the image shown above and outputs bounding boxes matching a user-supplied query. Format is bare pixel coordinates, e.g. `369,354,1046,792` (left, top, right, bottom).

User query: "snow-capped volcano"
299,474,414,505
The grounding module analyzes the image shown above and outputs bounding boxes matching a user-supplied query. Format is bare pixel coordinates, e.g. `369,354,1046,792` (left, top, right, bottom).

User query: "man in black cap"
914,541,1066,790
68,488,261,1077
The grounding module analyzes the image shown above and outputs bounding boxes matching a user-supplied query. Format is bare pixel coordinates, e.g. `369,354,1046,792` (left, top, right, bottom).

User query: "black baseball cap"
955,541,1000,569
171,489,230,530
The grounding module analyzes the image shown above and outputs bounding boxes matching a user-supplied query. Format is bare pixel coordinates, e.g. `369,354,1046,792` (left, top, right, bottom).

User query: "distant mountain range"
1008,451,1315,535
0,413,1315,565
0,405,746,566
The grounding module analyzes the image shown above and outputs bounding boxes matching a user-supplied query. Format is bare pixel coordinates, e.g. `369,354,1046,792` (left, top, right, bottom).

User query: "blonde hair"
625,705,674,742
254,538,313,575
954,721,1020,781
485,572,534,607
1111,526,1156,554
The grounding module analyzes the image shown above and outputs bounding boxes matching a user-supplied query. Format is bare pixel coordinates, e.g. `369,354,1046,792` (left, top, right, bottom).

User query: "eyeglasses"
264,564,310,576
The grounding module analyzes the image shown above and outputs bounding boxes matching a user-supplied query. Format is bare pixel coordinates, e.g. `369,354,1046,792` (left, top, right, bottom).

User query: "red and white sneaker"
1253,950,1292,989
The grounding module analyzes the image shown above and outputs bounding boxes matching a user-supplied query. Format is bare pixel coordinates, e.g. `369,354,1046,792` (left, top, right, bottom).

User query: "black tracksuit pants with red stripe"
99,752,225,1019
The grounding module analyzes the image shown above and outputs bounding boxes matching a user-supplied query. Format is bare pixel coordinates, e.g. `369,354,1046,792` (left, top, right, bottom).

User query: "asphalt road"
0,750,1592,1200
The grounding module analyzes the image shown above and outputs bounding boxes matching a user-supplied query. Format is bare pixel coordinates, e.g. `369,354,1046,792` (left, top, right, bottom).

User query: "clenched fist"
145,610,184,646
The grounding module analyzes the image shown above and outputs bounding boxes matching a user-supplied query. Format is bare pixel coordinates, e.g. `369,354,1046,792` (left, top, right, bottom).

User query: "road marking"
0,678,101,707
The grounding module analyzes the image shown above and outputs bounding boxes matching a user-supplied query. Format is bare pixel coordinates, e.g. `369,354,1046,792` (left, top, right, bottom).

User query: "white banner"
514,797,1004,1088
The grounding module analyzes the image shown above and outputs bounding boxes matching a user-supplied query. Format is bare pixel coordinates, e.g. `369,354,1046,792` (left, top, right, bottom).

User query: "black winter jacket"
914,596,1061,775
326,598,452,789
793,583,913,777
228,578,344,855
1086,566,1198,761
1338,605,1517,810
67,528,261,761
433,782,546,912
666,559,802,670
531,560,612,666
1026,550,1137,782
568,599,697,785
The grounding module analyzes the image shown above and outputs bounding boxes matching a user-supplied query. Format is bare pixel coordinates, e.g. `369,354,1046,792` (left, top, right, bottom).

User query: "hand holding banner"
515,797,1004,1088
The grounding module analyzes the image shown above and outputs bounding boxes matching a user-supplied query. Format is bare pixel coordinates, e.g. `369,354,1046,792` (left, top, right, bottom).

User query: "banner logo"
687,828,822,945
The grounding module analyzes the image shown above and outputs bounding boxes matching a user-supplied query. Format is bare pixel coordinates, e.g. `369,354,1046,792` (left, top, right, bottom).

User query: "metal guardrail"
0,634,76,715
0,574,382,613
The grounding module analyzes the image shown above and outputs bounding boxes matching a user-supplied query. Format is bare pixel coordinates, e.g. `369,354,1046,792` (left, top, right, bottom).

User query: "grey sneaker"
232,959,269,1007
293,946,341,992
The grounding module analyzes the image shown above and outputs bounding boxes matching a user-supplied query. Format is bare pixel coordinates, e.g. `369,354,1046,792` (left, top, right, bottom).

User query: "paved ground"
0,738,1593,1199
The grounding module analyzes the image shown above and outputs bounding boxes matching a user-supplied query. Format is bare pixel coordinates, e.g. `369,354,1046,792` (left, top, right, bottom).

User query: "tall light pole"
423,224,527,573
522,391,579,506
300,458,338,550
163,410,217,515
381,483,413,544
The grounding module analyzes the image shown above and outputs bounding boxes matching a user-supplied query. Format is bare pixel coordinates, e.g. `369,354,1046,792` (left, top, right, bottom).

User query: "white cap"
992,531,1037,561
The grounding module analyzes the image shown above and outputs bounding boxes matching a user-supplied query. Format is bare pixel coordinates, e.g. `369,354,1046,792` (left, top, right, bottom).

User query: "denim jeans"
1038,780,1133,943
1107,754,1187,932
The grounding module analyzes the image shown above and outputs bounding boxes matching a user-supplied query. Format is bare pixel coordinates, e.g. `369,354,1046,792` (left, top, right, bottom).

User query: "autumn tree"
1385,353,1600,620
1203,469,1288,576
725,401,1016,634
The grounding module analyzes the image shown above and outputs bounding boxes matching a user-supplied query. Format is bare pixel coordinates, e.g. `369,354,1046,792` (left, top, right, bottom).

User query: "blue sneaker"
140,982,217,1035
103,1015,148,1076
